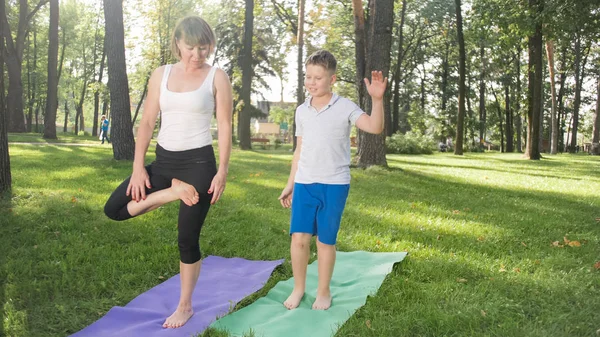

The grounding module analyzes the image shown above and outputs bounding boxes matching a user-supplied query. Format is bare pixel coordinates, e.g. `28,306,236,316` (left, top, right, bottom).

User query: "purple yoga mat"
70,256,284,337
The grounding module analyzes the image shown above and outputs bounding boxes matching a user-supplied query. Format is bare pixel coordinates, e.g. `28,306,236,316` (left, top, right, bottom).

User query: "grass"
1,138,599,337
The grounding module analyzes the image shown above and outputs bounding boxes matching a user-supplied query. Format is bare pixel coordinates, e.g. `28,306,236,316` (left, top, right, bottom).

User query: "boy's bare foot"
283,289,305,310
312,291,332,310
171,178,199,206
162,307,194,328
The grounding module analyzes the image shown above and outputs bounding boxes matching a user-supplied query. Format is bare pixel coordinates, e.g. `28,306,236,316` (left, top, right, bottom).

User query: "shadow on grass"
0,192,11,337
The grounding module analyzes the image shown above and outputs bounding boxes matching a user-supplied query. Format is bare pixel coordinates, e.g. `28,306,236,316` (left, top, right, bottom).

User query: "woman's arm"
208,68,233,204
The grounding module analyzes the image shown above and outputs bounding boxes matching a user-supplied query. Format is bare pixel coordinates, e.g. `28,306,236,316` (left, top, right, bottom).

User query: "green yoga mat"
210,251,407,337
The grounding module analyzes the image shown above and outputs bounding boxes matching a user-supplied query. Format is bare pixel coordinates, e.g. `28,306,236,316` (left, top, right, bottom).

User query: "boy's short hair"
305,50,337,74
101,115,106,119
171,16,216,59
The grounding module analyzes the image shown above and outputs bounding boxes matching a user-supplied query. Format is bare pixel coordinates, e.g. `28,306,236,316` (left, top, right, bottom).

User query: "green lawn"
1,140,599,337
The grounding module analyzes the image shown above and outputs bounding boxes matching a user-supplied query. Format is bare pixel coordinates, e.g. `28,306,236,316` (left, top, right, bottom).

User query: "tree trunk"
492,88,504,152
505,83,513,152
525,0,543,160
93,41,107,137
294,0,305,151
132,75,149,125
2,0,47,133
478,43,486,148
63,100,69,133
0,0,11,193
545,40,558,154
239,0,254,150
467,57,475,146
104,0,135,160
391,0,407,136
43,0,59,139
441,39,450,141
591,77,600,155
454,0,466,155
355,0,394,167
557,60,567,152
515,44,523,152
569,35,589,153
352,0,367,111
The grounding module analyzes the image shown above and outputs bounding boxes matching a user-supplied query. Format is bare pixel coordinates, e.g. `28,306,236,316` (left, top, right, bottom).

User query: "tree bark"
478,43,486,148
63,100,69,133
545,40,558,154
104,0,135,160
557,52,567,152
94,41,107,137
592,77,600,154
238,0,254,150
515,44,523,152
132,75,149,125
43,0,59,139
0,0,11,193
454,0,466,155
525,0,543,160
391,0,407,136
355,0,394,167
505,83,513,152
294,0,305,151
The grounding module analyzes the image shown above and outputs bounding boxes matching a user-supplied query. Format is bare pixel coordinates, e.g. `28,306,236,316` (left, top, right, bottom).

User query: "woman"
103,16,232,329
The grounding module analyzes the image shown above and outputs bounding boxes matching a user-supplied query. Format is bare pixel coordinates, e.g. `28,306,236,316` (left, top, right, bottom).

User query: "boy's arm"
355,71,387,134
279,136,302,208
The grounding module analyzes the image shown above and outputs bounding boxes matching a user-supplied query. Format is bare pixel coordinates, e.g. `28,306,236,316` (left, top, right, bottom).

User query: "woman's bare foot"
162,306,194,328
283,289,305,310
312,290,332,310
171,178,199,206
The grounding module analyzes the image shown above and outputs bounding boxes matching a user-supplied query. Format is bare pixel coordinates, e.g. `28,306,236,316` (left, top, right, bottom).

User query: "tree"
294,0,305,150
454,0,466,155
0,0,11,194
103,0,134,160
2,0,48,132
546,40,558,154
354,0,394,167
238,0,254,150
592,76,600,155
525,0,543,160
43,0,59,139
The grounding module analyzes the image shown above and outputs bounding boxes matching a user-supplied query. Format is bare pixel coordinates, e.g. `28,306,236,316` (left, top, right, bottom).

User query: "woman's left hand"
208,170,227,204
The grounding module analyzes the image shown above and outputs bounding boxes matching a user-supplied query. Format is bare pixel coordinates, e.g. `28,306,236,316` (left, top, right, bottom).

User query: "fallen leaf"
71,196,77,203
594,261,600,270
595,218,600,222
513,268,521,273
521,242,527,247
551,241,563,247
376,240,382,245
463,208,471,212
158,276,164,279
452,210,460,214
365,320,372,329
477,236,485,242
33,245,38,249
563,236,571,244
499,265,507,272
410,203,417,209
568,241,581,247
457,278,468,283
481,310,487,317
436,235,441,240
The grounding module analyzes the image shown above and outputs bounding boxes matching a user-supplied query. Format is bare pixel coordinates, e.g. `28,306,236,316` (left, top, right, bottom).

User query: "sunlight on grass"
2,144,599,337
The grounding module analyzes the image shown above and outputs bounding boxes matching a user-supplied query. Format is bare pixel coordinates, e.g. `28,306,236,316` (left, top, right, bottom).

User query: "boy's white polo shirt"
294,93,365,185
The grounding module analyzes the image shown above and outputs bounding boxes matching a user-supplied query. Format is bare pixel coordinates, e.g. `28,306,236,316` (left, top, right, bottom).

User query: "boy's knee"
291,233,311,249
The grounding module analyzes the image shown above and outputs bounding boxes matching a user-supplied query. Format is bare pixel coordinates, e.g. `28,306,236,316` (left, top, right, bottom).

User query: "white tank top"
157,64,217,151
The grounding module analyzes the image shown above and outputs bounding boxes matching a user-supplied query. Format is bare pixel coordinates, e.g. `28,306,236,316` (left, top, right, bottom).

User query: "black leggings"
104,144,217,264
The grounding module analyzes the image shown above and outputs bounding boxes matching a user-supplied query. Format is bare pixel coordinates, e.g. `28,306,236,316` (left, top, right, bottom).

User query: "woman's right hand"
126,167,152,202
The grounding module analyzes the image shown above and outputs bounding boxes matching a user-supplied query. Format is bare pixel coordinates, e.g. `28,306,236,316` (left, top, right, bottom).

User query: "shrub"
386,132,435,154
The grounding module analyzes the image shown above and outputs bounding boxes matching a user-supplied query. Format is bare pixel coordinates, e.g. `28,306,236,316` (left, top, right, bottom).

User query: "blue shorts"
290,183,350,245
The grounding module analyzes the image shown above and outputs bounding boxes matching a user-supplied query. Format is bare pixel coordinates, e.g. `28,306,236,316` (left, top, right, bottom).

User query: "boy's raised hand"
364,71,388,100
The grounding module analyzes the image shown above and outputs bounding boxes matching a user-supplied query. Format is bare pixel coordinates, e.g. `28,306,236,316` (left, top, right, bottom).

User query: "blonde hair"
306,50,337,74
170,16,216,59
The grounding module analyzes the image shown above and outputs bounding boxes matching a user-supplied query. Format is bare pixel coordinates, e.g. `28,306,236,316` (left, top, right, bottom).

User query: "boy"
278,50,386,310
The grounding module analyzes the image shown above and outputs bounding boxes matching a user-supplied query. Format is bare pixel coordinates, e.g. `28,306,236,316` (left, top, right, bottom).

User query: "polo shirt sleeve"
295,106,304,137
348,101,365,125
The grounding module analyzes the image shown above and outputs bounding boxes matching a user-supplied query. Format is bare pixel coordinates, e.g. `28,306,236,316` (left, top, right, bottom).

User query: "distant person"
100,115,110,144
102,16,233,329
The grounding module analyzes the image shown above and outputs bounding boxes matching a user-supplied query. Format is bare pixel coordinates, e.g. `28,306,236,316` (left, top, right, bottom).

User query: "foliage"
386,131,436,154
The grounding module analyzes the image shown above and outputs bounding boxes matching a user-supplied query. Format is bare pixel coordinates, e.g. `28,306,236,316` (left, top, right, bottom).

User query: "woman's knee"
178,240,201,264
